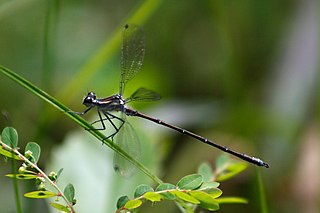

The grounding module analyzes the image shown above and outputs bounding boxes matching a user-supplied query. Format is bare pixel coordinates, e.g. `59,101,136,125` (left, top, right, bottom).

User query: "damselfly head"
83,92,96,106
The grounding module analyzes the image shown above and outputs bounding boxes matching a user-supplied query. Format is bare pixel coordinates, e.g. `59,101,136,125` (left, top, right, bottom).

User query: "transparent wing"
125,87,161,103
120,24,145,96
113,115,141,178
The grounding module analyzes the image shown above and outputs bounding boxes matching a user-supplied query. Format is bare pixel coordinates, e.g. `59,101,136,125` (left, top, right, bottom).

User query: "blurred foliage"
1,0,319,212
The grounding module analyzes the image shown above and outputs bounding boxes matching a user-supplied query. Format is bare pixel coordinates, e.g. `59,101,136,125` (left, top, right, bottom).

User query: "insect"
73,24,269,176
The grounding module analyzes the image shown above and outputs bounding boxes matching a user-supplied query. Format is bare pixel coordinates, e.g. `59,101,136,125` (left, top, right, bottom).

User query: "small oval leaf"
51,202,70,212
155,183,176,191
189,190,218,203
206,188,223,198
64,183,75,203
216,155,229,168
161,192,176,200
117,196,130,209
200,200,220,211
189,190,220,211
124,199,143,210
0,146,20,160
216,197,248,204
57,168,64,179
25,142,41,164
6,174,38,180
215,155,248,182
1,127,18,148
216,162,247,182
24,190,56,198
171,190,200,204
134,184,154,198
155,183,176,200
197,162,213,182
199,181,220,191
177,174,203,190
144,191,162,202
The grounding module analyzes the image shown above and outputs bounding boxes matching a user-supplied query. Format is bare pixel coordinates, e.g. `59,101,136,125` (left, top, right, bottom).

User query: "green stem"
256,168,268,213
42,0,60,90
1,141,75,212
11,157,22,213
0,65,162,184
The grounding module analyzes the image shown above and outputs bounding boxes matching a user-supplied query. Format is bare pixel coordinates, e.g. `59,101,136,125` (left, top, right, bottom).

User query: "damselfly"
73,24,269,176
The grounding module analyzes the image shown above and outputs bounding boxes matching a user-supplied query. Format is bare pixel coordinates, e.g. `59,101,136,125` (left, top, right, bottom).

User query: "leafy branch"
0,127,76,213
116,158,249,212
1,125,251,212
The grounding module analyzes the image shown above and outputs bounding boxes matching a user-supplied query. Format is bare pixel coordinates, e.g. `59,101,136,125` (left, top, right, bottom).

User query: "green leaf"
24,190,57,198
189,190,220,211
199,182,220,191
117,196,130,209
64,183,75,203
124,199,143,210
177,174,203,190
198,162,213,182
156,183,176,191
6,174,38,180
1,127,18,148
171,190,200,204
206,188,223,199
216,155,229,168
134,184,154,198
25,142,41,164
0,146,20,160
51,202,70,213
144,191,162,202
216,197,248,204
161,192,176,200
216,161,247,182
200,200,220,211
189,190,217,200
57,168,64,179
156,183,176,200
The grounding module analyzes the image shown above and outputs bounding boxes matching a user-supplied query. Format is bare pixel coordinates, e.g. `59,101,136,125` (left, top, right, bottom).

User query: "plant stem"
11,157,22,213
256,168,268,213
1,141,75,212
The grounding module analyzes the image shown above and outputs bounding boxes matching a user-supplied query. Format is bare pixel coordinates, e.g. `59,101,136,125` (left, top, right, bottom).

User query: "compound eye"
83,92,96,106
88,92,96,98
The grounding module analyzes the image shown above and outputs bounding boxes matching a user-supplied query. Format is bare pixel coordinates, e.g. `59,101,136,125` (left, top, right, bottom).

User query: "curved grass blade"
0,65,162,184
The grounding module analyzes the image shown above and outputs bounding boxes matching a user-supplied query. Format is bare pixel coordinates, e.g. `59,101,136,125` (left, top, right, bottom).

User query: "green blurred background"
1,0,319,212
